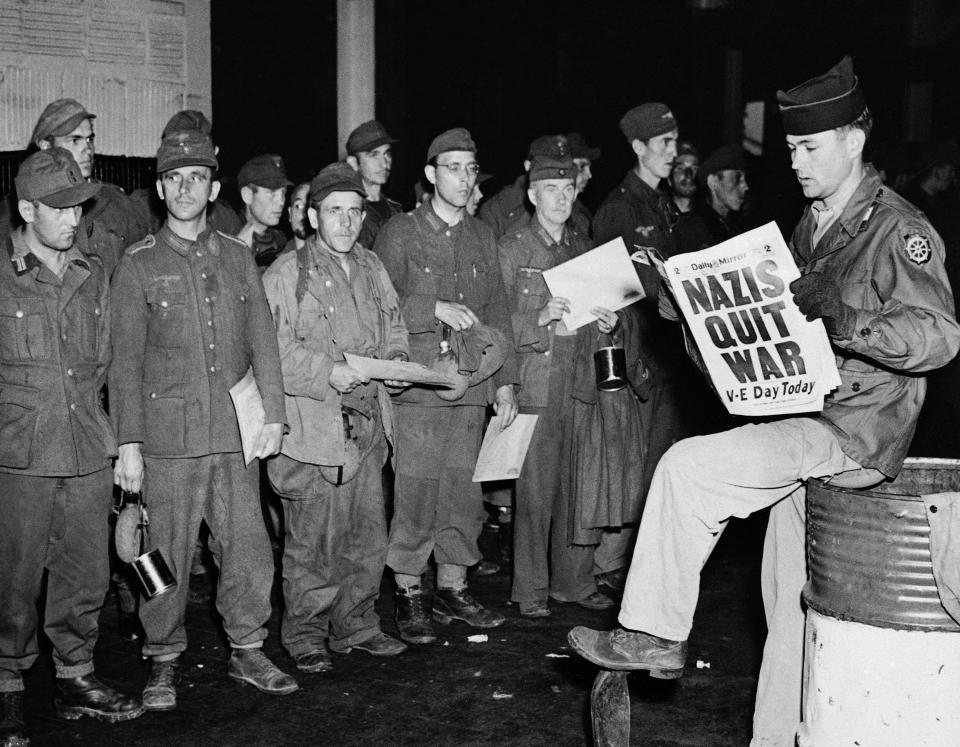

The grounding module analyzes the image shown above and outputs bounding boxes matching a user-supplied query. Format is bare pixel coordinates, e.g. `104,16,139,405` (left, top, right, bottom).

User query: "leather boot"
0,691,29,746
54,674,145,723
394,586,437,645
142,658,178,711
227,649,298,695
432,587,505,628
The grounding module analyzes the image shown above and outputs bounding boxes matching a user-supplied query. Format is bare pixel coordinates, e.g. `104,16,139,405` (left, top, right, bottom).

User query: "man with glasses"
111,131,297,711
374,128,519,645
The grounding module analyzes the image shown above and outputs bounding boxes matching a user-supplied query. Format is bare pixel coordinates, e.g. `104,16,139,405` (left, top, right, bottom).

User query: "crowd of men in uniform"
1,54,958,747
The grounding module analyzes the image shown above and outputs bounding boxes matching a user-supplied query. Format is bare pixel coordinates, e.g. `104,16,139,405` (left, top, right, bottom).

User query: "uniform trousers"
513,335,593,603
0,468,112,690
139,452,273,659
387,404,486,576
276,434,389,655
618,418,868,747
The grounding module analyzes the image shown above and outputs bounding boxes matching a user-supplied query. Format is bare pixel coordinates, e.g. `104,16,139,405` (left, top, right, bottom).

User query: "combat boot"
432,586,505,628
0,691,29,746
394,586,437,644
54,674,145,723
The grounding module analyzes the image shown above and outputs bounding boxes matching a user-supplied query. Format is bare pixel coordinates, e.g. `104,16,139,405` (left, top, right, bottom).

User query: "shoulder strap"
295,243,311,308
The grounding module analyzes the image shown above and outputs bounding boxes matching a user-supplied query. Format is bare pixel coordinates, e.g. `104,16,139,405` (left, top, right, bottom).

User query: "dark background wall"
210,0,960,219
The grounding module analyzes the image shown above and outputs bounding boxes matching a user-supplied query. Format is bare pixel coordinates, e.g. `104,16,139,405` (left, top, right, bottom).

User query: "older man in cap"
374,127,519,644
20,98,147,278
479,134,570,239
345,120,402,250
262,163,410,673
570,56,960,745
0,149,144,744
676,144,750,255
110,131,296,711
130,110,243,236
497,152,622,618
236,154,293,269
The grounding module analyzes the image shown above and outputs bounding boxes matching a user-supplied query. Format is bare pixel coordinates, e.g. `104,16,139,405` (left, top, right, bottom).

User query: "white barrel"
798,609,960,746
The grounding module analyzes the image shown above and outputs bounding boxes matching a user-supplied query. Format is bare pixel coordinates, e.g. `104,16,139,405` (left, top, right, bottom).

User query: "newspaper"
664,222,840,416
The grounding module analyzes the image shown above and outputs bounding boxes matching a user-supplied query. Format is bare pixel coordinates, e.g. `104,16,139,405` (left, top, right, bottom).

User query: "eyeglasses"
672,165,699,177
436,162,480,176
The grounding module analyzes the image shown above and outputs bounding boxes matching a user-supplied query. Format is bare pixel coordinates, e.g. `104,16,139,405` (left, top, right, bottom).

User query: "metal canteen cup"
115,492,177,598
131,543,177,599
594,346,628,392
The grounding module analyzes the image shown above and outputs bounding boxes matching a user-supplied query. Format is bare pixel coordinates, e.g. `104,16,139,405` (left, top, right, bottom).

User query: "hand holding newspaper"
663,222,840,416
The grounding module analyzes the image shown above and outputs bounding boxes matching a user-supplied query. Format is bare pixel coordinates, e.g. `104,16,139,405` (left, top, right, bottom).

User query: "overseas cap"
162,110,212,138
701,144,747,177
619,103,677,142
156,131,219,174
427,128,476,161
346,120,398,155
30,98,95,146
309,162,367,205
16,147,101,208
527,134,568,160
528,154,576,182
777,56,867,136
238,154,293,190
565,132,601,161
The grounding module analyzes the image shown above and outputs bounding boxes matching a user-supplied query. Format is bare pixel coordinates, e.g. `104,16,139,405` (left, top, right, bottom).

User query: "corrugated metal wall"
0,0,191,157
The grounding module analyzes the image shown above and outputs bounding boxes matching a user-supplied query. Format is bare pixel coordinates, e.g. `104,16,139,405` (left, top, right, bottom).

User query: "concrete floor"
20,515,767,747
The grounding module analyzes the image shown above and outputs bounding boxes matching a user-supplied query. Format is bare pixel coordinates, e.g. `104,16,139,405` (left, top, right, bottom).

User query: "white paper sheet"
471,414,539,482
343,352,456,388
229,368,265,466
542,237,646,330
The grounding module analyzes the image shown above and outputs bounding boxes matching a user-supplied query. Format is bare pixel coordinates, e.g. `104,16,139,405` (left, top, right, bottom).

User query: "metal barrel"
804,457,960,631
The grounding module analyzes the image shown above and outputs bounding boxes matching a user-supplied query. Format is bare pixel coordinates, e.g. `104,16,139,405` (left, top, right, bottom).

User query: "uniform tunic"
0,231,115,688
375,200,518,575
616,167,960,746
110,225,285,658
262,237,408,653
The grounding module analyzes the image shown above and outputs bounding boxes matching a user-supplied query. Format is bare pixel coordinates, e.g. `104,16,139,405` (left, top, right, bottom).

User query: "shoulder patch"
904,232,931,265
125,234,156,255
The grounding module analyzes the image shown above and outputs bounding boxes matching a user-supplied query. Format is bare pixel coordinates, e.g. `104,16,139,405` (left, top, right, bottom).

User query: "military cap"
527,134,568,160
777,56,867,136
30,99,95,146
700,145,747,178
238,154,293,190
309,162,367,205
619,103,677,142
346,120,398,155
16,147,101,208
565,132,600,161
156,131,218,174
676,140,700,160
162,110,212,139
427,128,477,161
528,154,576,182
